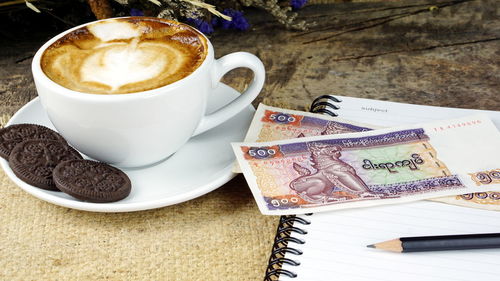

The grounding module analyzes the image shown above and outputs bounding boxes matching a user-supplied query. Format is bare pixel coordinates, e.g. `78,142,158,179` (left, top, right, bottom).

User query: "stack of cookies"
0,124,131,203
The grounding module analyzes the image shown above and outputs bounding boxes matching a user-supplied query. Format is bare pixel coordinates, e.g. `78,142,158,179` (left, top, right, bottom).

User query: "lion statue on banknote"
289,142,373,203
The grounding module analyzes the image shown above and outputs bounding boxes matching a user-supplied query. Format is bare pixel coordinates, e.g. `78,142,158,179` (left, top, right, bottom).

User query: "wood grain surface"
216,0,499,111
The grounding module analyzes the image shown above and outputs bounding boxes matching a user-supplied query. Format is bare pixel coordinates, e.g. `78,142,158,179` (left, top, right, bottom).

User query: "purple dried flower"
130,8,144,17
188,18,214,34
214,9,250,31
290,0,308,9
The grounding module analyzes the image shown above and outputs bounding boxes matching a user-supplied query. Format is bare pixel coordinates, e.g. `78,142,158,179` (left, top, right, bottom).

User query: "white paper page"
281,201,500,281
277,97,500,280
329,95,500,128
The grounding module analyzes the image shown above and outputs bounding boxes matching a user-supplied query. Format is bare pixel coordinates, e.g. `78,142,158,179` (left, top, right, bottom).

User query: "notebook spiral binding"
310,95,342,117
264,95,341,281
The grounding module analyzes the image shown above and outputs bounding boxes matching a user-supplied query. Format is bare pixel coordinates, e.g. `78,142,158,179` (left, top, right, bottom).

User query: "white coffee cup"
32,18,265,168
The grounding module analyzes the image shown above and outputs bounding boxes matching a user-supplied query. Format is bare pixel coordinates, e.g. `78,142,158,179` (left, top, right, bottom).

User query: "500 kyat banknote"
232,104,378,173
239,104,500,211
242,104,378,143
233,114,500,215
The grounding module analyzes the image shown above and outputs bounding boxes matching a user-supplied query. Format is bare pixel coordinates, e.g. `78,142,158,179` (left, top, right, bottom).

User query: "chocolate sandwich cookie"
0,124,65,159
9,139,82,191
53,160,131,203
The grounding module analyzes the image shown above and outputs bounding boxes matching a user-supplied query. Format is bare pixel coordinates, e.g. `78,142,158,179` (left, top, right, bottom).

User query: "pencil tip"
367,244,375,248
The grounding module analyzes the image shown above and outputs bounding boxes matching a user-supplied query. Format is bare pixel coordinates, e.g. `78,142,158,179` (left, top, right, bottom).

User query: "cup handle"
192,52,265,136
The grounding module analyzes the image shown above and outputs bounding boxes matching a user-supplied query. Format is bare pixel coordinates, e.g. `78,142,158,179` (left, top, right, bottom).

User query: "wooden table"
0,1,498,280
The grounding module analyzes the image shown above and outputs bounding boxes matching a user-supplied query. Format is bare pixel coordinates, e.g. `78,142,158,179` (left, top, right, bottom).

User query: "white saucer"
0,84,254,212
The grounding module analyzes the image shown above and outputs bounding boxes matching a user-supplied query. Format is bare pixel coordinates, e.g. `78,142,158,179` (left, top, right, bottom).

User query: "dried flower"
157,8,177,20
187,18,214,34
14,0,309,33
213,9,250,31
25,1,41,13
239,0,307,30
290,0,307,10
130,8,144,16
182,0,231,21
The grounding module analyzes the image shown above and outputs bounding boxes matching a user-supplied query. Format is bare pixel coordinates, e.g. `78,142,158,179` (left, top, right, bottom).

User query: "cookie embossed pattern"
9,139,82,191
0,123,132,203
53,160,131,203
0,123,66,159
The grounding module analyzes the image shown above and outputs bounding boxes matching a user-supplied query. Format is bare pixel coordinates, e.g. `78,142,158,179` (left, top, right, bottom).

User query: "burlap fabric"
0,155,279,280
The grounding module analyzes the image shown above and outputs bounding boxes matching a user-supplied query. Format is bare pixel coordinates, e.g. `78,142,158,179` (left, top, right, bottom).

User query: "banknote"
240,104,500,211
232,104,378,173
243,104,378,142
432,191,500,210
232,115,500,215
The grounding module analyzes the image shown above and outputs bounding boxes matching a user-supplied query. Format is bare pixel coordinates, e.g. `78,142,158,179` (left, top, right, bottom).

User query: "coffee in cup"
32,17,265,167
41,18,208,95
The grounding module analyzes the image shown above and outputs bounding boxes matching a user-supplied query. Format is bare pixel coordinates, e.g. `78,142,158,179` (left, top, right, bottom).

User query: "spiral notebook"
264,95,500,281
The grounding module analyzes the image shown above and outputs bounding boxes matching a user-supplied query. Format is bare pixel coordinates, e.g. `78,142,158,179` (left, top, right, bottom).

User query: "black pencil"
367,233,500,253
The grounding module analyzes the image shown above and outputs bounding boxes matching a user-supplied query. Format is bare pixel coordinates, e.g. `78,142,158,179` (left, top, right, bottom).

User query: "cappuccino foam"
41,18,208,94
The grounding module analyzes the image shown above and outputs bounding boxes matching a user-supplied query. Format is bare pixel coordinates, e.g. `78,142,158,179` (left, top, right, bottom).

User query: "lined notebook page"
281,202,500,281
331,95,500,128
278,97,500,280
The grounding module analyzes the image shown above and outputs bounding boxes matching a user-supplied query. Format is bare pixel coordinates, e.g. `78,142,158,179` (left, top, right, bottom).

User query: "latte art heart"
41,18,207,95
80,42,184,91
